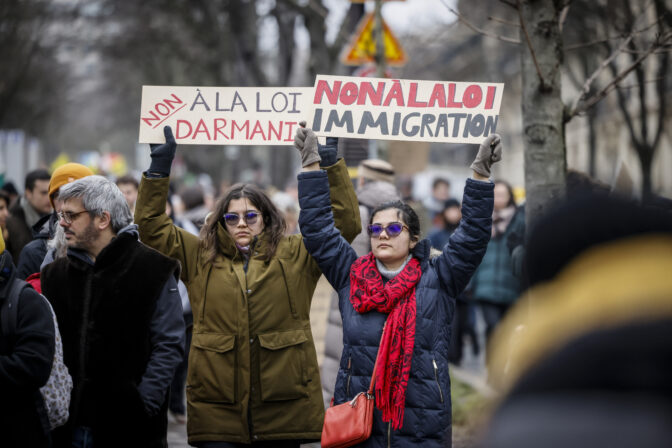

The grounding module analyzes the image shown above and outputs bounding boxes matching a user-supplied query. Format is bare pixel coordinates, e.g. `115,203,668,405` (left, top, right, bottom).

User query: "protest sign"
139,86,312,145
309,75,504,144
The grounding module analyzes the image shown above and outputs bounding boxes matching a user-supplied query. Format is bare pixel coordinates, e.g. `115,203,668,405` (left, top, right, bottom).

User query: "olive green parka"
134,159,361,445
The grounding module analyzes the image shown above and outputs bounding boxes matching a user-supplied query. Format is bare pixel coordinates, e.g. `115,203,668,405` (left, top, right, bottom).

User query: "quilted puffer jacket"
298,170,493,448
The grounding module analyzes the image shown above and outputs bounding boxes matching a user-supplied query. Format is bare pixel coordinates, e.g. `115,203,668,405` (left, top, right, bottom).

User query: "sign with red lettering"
309,75,504,144
139,86,312,145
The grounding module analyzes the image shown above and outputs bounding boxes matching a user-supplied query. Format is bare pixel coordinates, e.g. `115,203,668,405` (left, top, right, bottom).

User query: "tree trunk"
519,0,566,228
639,145,654,200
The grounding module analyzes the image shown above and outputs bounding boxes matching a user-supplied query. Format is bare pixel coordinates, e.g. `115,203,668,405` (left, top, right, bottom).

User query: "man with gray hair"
40,175,184,448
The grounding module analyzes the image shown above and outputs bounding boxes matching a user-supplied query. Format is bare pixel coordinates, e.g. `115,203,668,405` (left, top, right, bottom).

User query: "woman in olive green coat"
135,126,360,447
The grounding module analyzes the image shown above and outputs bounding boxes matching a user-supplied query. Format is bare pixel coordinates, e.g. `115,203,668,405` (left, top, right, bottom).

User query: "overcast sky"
324,0,458,42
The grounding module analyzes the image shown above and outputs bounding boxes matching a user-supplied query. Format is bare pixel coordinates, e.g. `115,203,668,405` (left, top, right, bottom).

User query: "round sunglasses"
222,210,261,226
367,222,409,238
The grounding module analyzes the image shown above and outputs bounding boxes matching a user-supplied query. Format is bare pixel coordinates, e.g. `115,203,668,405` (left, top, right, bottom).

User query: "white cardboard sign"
308,75,504,144
138,86,313,145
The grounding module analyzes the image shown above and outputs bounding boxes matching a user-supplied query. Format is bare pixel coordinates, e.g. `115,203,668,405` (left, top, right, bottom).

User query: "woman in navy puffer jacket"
298,134,500,447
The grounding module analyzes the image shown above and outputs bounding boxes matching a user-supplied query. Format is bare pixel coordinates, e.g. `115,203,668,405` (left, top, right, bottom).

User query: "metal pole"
373,0,386,78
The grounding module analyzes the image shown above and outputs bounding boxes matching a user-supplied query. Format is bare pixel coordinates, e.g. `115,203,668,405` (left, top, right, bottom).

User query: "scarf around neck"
349,252,422,429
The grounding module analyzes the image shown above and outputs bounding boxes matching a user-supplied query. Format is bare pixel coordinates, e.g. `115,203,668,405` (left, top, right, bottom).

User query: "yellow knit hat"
49,163,94,207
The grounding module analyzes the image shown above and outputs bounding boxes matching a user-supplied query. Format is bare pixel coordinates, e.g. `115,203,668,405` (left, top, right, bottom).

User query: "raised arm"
294,123,361,243
298,169,358,291
434,134,502,296
134,126,200,283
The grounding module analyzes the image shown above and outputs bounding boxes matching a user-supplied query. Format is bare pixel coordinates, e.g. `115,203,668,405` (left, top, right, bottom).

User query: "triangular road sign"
341,12,407,66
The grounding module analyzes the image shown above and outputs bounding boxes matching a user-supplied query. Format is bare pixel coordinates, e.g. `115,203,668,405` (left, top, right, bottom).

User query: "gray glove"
470,133,502,178
294,121,321,168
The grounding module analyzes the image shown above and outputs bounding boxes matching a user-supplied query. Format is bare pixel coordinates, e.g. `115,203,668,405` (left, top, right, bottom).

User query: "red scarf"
349,253,422,429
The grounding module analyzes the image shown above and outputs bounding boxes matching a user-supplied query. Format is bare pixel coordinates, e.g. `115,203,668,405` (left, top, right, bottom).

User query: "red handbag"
321,324,385,448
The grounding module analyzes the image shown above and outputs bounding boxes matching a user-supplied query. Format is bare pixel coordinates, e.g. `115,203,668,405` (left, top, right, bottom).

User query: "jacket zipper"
387,422,391,448
432,358,444,403
346,356,352,397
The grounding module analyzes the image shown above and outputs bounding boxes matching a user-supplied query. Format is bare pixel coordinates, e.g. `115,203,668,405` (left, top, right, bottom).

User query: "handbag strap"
367,320,386,395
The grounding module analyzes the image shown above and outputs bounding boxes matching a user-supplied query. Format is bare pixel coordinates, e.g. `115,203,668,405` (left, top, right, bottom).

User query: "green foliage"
451,376,487,427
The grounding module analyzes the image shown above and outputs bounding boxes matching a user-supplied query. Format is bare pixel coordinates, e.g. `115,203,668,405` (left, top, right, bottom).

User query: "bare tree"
0,0,71,140
446,0,671,223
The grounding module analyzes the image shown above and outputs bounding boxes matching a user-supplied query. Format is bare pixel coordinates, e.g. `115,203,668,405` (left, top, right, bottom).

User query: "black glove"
318,137,339,167
294,121,321,168
148,126,177,176
470,133,502,178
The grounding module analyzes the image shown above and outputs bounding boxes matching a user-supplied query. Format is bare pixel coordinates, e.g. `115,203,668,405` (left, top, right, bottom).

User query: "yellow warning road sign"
341,12,407,67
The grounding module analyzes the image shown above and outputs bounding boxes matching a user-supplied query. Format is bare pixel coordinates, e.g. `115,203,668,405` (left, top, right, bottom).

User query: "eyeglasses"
222,210,261,226
57,209,90,224
367,222,409,238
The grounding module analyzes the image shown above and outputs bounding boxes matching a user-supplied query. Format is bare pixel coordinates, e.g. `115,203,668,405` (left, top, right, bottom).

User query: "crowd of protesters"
1,120,670,448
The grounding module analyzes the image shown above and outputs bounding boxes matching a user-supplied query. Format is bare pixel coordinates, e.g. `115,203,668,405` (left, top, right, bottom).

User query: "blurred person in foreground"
17,163,93,280
0,230,56,448
299,134,501,447
41,176,185,448
321,156,400,407
470,180,525,360
6,169,52,263
134,125,360,447
481,192,672,448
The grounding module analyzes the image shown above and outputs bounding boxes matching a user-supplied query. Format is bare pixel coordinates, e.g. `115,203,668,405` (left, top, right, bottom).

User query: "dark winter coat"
16,214,55,280
0,266,55,448
321,179,400,407
41,233,181,448
134,159,361,445
298,171,493,448
471,207,525,305
6,200,38,265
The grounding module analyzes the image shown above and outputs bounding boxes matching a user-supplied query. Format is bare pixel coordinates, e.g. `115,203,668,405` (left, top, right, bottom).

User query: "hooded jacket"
298,170,493,448
134,159,361,445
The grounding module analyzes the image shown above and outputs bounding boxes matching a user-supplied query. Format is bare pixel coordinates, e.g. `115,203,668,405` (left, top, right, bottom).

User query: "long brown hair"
200,183,286,263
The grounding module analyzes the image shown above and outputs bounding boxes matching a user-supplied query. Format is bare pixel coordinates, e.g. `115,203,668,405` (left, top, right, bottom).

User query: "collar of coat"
488,234,672,393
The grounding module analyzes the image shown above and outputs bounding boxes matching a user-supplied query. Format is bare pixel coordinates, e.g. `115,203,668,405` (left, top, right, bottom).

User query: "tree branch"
559,4,571,32
499,0,517,9
516,0,547,89
565,14,661,51
442,1,521,44
487,16,520,27
652,0,670,150
572,32,671,117
568,34,634,117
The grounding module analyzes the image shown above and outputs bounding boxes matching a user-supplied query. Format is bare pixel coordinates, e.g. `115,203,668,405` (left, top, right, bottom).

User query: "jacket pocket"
188,333,236,404
278,259,299,319
258,329,308,401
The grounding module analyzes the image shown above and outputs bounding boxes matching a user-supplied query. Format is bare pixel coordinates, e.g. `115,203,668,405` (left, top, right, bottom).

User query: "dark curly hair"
200,183,286,263
369,200,421,242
